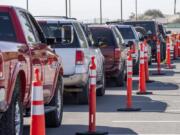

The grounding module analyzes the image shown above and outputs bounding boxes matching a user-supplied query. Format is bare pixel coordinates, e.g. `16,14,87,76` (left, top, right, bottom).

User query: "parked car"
135,26,152,65
0,6,64,134
114,25,140,74
37,17,105,104
123,21,166,61
88,25,129,86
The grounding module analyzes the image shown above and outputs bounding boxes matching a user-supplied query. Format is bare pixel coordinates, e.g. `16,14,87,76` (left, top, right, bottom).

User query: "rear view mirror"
61,25,74,44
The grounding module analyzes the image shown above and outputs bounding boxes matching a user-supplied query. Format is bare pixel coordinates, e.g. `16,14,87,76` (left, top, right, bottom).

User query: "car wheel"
46,76,63,127
97,69,106,96
115,64,125,87
77,79,89,105
0,77,23,135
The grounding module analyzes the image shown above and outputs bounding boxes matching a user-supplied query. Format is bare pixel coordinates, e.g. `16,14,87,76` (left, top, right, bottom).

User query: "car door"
18,11,55,101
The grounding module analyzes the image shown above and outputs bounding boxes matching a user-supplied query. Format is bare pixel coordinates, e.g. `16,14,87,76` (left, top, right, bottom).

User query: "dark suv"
89,25,128,86
123,21,166,60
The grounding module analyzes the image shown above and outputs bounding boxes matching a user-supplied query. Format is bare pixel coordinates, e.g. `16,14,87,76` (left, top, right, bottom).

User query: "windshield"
117,27,135,39
0,12,17,42
124,22,156,35
89,27,116,46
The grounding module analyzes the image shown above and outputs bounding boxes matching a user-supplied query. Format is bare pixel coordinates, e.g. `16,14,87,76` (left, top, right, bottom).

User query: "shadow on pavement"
23,124,138,135
64,94,167,113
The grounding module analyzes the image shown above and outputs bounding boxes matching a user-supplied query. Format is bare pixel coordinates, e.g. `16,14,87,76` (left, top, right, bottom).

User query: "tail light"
0,55,4,78
76,50,85,65
130,43,136,53
114,48,121,61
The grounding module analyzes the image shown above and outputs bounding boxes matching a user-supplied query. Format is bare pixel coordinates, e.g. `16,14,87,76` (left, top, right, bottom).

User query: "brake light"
76,50,84,65
0,55,4,78
114,48,121,61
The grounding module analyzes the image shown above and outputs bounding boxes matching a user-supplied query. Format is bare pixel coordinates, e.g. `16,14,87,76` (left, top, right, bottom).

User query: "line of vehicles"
0,5,170,135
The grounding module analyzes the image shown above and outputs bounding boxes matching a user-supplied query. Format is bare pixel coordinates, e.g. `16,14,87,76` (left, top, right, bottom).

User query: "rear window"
117,27,135,39
89,27,116,46
124,22,156,35
38,22,79,48
0,12,16,42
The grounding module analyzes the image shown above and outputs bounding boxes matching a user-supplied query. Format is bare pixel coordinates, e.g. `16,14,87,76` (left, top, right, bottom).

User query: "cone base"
76,131,108,135
117,108,141,112
136,92,153,95
152,72,166,76
146,80,155,83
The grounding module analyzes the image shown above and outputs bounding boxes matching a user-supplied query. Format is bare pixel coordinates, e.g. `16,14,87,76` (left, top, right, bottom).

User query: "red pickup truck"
0,6,64,135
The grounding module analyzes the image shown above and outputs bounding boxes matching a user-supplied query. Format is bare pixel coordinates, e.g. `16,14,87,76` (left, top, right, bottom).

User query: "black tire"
46,76,63,127
97,69,106,96
77,79,89,105
115,64,126,87
0,77,23,135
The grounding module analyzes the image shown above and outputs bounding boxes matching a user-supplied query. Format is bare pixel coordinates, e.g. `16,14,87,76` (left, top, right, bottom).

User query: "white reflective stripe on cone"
90,78,96,85
31,105,44,115
127,60,132,66
127,67,132,72
32,86,43,101
140,59,144,64
140,51,144,57
90,70,96,77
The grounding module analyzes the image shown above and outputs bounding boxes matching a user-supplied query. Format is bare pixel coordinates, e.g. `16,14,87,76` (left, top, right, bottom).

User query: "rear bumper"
64,73,88,89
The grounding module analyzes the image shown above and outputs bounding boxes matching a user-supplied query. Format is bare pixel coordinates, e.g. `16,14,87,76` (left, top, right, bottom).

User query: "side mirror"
46,37,56,45
61,25,74,44
166,31,171,34
125,41,134,47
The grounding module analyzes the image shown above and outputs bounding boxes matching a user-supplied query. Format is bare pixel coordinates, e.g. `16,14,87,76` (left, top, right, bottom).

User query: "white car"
37,17,105,104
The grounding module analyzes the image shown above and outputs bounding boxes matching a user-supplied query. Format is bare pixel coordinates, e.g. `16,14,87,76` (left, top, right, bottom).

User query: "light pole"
100,0,102,24
135,0,137,20
69,0,71,17
120,0,123,22
65,0,68,17
174,0,177,14
27,0,29,11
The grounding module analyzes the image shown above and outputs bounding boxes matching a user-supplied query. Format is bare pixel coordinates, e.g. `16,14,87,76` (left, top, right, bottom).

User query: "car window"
18,11,36,43
124,22,156,35
89,27,116,46
39,22,79,48
73,23,89,48
112,27,124,46
0,12,17,42
117,27,135,39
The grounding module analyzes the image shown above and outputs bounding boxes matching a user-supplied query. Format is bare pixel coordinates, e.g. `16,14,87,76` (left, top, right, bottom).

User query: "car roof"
115,25,133,28
124,20,156,23
88,24,116,29
35,16,79,24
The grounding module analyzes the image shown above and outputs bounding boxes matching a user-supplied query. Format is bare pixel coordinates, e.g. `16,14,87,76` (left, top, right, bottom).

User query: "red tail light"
76,50,84,65
114,48,121,61
130,43,136,53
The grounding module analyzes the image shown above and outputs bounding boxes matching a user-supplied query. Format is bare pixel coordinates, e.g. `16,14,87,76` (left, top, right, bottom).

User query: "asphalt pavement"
24,59,180,135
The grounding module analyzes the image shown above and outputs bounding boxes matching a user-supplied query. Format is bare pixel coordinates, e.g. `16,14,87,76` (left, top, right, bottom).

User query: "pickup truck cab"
0,6,64,134
89,25,129,86
37,17,105,104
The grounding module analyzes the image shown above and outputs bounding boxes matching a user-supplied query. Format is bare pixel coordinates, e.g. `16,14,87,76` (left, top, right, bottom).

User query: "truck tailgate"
55,48,76,75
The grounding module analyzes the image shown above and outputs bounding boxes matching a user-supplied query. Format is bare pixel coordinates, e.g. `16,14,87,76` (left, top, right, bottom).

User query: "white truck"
37,17,105,104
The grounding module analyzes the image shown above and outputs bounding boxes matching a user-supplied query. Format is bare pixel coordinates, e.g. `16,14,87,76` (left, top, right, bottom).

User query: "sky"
0,0,179,20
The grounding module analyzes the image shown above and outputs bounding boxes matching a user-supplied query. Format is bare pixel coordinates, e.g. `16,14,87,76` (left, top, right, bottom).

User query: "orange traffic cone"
117,50,141,112
137,43,152,95
166,36,173,69
144,39,154,83
152,39,165,76
30,68,46,135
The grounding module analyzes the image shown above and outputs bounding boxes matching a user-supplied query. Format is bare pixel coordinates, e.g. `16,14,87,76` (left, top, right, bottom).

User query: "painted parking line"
112,121,180,123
